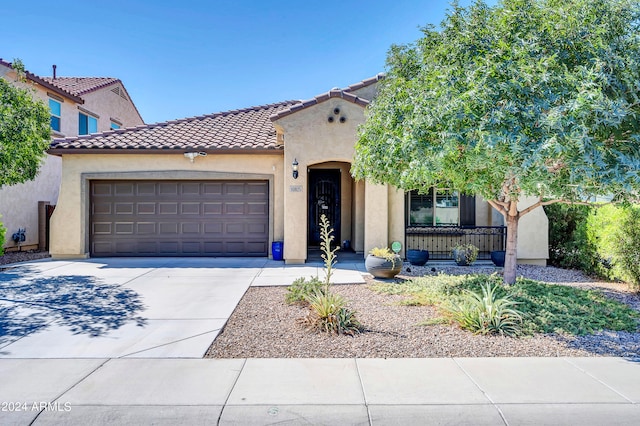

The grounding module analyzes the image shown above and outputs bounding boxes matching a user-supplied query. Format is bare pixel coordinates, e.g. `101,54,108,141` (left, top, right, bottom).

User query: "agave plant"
303,291,361,335
446,281,523,337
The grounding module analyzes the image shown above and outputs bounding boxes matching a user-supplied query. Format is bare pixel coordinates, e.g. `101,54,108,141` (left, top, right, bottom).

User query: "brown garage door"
90,180,269,257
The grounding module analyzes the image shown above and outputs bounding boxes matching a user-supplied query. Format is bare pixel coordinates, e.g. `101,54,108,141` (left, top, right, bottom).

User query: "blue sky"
3,0,495,124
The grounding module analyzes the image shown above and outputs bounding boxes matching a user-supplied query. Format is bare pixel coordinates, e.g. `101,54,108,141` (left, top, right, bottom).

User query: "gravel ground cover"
206,264,640,358
0,250,50,266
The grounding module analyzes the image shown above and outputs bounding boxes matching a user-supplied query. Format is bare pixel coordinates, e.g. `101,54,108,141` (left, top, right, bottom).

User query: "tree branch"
487,199,507,217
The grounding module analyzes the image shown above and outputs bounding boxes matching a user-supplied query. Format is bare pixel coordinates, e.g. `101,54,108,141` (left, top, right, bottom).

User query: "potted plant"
365,247,402,278
491,250,506,267
406,248,429,266
451,243,479,266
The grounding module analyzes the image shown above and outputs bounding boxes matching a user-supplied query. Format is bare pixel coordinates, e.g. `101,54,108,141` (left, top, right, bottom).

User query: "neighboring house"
0,59,144,251
47,75,549,264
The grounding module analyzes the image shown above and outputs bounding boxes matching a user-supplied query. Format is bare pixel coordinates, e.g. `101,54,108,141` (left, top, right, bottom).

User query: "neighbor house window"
407,189,476,226
79,112,98,135
110,121,120,129
49,99,61,132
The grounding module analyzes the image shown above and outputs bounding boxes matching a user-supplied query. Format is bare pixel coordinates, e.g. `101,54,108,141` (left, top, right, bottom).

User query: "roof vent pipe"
52,64,57,79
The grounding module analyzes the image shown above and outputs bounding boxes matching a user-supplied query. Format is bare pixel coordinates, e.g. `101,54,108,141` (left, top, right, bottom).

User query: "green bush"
285,276,325,305
544,203,597,273
0,219,5,256
445,281,523,337
587,204,640,290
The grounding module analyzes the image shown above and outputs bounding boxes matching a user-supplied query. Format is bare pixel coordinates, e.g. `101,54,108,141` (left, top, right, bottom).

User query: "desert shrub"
285,276,325,305
509,278,639,335
0,218,5,256
587,204,640,290
303,291,361,335
544,203,597,273
373,273,639,336
445,281,523,337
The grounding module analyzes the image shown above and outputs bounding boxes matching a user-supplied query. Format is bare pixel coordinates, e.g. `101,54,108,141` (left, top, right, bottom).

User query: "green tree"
0,59,51,186
353,0,640,284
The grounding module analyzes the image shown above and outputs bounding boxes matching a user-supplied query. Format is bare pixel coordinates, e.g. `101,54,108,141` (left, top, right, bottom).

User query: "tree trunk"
504,211,519,285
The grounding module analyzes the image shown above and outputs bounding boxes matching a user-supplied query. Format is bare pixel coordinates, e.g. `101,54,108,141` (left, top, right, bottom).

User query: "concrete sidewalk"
1,357,639,425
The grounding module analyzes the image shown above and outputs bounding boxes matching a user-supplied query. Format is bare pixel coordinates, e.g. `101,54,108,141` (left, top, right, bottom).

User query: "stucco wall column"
364,182,389,256
283,154,307,264
388,187,405,257
516,195,549,265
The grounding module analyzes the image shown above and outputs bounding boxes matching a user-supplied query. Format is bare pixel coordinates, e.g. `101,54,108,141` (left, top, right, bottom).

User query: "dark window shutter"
460,194,476,226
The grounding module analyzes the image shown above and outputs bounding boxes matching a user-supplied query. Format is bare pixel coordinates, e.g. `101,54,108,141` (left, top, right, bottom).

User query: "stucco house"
0,59,144,251
47,75,548,264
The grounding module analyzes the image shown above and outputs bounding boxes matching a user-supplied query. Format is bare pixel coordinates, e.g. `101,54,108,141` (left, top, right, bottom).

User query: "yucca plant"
319,214,339,290
446,281,523,337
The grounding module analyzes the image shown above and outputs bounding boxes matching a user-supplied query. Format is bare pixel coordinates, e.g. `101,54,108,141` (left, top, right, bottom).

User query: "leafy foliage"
545,203,598,272
0,59,51,186
0,218,5,256
368,246,401,268
371,273,639,335
353,0,640,283
302,291,361,335
451,244,479,265
445,282,523,336
285,276,325,305
587,204,640,290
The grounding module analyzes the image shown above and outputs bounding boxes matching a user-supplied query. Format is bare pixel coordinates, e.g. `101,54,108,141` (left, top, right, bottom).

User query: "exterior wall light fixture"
184,151,207,163
292,158,299,179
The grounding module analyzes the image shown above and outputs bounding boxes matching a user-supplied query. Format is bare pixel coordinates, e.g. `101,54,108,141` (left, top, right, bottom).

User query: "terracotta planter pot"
365,254,402,278
407,249,429,266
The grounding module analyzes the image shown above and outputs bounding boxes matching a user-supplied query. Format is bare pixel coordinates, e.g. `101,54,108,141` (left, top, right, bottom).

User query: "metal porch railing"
405,226,507,260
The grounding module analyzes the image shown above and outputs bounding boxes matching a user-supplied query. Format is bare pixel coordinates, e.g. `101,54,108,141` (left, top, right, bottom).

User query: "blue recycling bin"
272,241,284,261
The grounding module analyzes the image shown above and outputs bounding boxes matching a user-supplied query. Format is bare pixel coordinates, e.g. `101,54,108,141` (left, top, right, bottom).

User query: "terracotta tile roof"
270,73,384,121
0,58,84,103
40,77,120,96
49,101,299,153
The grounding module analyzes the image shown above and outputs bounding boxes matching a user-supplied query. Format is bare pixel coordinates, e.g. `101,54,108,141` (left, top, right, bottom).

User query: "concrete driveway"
0,257,365,359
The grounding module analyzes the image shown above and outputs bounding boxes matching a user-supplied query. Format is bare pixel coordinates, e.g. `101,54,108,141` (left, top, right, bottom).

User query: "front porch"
405,226,507,260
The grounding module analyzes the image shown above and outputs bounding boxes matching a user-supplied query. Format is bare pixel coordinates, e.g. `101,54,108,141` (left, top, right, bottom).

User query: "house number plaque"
289,185,303,192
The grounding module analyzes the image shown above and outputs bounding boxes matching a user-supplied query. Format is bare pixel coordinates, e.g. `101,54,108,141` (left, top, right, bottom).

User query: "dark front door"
308,170,341,246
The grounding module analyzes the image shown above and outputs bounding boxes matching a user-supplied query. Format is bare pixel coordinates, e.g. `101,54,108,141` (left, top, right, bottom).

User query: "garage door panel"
225,202,245,214
181,223,200,233
136,183,156,196
204,222,223,234
114,183,135,196
90,180,268,257
93,223,112,235
136,223,156,234
159,183,179,195
159,222,179,234
181,183,201,195
93,203,112,214
93,183,112,196
204,203,222,215
181,203,200,214
114,223,134,234
248,202,267,215
115,203,134,215
137,203,156,214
